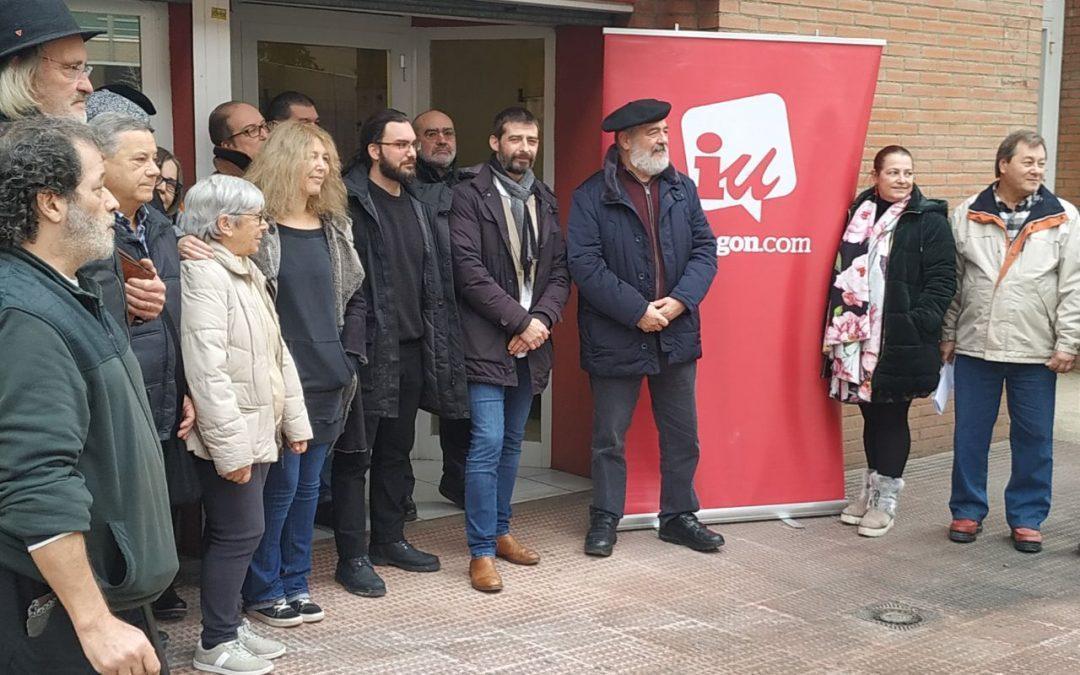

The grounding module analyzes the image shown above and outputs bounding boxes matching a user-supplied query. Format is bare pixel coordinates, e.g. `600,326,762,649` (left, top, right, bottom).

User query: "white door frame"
415,25,557,468
67,0,173,150
231,4,418,119
1040,0,1065,190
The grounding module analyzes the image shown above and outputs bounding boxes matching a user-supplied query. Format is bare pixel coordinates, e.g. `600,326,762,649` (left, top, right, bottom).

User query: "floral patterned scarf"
823,194,910,403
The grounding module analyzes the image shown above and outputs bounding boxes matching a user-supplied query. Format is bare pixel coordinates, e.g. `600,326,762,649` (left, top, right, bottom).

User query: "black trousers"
368,341,424,544
858,400,913,479
589,358,701,524
331,448,371,560
402,417,469,504
0,567,168,674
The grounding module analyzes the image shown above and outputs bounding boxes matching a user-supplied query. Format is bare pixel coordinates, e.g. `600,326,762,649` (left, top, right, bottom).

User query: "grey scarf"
489,157,538,285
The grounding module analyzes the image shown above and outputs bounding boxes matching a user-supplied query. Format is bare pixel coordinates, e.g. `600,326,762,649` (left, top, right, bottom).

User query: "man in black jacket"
0,116,177,675
89,112,196,620
567,99,722,558
334,109,468,596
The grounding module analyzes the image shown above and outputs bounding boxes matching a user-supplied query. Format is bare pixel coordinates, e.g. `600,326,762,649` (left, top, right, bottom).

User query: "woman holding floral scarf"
823,146,956,537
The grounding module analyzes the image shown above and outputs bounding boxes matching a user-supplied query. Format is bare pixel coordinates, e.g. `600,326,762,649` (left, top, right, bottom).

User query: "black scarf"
213,146,252,172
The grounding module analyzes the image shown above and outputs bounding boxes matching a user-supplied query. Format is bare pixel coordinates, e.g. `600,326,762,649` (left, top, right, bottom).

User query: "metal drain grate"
855,602,930,631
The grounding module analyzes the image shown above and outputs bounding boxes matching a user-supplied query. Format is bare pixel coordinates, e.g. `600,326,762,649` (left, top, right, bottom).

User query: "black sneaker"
151,584,187,621
245,599,303,628
288,598,325,623
335,556,387,597
369,540,440,572
658,513,724,552
585,510,619,557
403,495,418,522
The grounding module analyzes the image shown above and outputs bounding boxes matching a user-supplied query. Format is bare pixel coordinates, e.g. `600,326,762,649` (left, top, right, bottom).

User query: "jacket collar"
969,183,1065,227
850,185,944,217
212,146,251,175
601,144,678,204
4,246,104,306
208,239,254,277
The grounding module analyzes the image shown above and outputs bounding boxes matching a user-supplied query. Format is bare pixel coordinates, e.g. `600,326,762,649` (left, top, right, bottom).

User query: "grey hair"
88,112,156,157
178,174,264,240
995,130,1046,178
0,47,43,121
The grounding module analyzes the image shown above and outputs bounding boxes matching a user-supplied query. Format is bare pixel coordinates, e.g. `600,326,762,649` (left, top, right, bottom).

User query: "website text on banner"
602,30,884,524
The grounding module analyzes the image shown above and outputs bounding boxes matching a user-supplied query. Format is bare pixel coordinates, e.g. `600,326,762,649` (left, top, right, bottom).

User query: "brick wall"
1059,0,1080,204
623,0,1042,463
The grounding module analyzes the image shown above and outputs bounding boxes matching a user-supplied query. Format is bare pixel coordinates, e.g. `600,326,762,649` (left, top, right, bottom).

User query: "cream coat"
181,241,312,475
943,186,1080,363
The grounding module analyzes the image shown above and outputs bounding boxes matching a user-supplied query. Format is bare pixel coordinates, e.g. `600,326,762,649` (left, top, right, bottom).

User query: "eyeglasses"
225,122,270,141
41,55,93,80
422,128,456,140
376,140,420,152
155,176,183,194
226,211,274,227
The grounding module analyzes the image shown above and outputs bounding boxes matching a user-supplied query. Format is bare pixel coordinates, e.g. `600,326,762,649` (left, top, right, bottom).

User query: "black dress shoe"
438,480,465,510
369,541,441,572
403,495,418,522
584,510,619,557
658,513,724,552
335,556,387,597
151,584,187,621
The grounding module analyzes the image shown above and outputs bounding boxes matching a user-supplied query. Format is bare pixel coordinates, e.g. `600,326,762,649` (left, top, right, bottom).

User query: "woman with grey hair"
178,174,312,675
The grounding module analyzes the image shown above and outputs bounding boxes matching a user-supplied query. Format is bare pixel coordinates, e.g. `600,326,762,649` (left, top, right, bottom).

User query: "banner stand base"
617,499,847,531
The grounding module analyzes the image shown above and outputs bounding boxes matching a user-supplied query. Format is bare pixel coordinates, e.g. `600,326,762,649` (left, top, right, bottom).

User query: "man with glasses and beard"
567,99,722,558
448,106,570,592
332,109,468,597
0,116,178,674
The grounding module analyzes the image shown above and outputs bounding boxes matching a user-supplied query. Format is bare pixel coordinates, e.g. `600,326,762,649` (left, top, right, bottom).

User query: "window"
73,11,143,90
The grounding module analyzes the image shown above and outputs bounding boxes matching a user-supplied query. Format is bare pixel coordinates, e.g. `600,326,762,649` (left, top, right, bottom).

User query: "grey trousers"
196,459,270,649
589,359,701,524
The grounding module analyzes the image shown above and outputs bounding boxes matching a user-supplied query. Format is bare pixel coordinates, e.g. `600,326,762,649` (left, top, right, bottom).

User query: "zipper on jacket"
643,182,661,299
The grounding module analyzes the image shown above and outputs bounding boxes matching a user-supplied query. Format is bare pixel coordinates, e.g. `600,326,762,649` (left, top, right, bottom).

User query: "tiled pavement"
165,436,1080,674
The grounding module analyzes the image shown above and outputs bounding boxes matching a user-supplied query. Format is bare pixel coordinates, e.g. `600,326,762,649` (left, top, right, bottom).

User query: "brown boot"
495,534,540,566
469,557,503,593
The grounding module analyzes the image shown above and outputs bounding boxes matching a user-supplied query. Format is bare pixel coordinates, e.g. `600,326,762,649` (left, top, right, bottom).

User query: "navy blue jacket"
568,146,717,376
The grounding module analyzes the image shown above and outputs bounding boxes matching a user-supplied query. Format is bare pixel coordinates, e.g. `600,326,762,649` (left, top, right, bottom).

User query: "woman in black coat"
822,145,956,538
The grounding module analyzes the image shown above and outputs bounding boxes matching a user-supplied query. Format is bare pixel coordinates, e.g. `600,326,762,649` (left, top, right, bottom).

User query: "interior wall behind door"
430,39,545,176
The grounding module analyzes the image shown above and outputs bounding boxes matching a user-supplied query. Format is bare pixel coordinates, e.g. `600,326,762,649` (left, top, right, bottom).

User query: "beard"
498,151,534,177
630,143,670,177
63,199,115,264
378,153,416,185
423,147,456,169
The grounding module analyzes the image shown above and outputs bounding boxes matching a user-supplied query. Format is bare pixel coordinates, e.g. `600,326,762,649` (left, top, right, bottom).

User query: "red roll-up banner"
602,29,884,527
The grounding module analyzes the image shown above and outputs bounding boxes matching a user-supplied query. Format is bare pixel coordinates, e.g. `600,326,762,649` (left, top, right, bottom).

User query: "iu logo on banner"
682,93,797,222
602,30,883,521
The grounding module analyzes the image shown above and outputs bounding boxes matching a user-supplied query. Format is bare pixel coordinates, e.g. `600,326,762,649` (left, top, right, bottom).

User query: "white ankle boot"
858,475,904,537
840,469,876,525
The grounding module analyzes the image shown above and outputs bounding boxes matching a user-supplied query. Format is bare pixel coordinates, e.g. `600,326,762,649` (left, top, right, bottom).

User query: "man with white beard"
567,98,722,558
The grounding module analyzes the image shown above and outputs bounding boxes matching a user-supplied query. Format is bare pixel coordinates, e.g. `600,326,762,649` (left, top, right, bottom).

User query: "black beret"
601,98,671,133
99,83,157,116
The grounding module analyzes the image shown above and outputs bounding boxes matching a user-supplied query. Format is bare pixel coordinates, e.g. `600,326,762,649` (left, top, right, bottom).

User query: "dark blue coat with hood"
567,146,717,377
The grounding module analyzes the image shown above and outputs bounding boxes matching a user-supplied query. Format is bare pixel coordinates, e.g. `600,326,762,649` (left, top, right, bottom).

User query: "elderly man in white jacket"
179,174,312,675
941,130,1080,554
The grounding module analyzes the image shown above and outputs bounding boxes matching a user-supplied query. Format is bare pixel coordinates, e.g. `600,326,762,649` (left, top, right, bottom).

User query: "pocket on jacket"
286,338,354,393
97,521,137,593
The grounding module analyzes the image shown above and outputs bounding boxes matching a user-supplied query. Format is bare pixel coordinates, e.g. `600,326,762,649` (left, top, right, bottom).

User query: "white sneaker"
193,639,274,674
239,618,287,659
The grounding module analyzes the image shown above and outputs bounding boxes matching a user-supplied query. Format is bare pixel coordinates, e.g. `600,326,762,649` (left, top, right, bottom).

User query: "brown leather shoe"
496,534,540,566
1011,527,1042,553
469,556,503,593
948,519,982,543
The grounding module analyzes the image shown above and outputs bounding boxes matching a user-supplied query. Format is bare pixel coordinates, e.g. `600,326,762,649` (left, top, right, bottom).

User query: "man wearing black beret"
567,98,723,557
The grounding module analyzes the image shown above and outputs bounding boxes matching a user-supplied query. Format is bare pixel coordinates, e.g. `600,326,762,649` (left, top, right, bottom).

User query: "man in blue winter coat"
567,98,723,557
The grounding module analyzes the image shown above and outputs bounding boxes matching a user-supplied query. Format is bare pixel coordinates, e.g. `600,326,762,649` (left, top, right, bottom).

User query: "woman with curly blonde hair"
238,121,367,626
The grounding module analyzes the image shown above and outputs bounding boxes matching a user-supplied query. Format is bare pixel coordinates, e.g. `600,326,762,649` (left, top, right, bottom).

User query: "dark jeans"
858,400,913,479
331,448,371,560
464,359,533,557
196,458,270,649
0,566,167,674
243,442,332,608
950,354,1056,529
589,358,700,524
368,340,423,544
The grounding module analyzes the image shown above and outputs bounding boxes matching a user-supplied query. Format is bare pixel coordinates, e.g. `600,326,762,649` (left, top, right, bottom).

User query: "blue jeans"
465,359,534,558
243,442,331,607
949,355,1056,529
